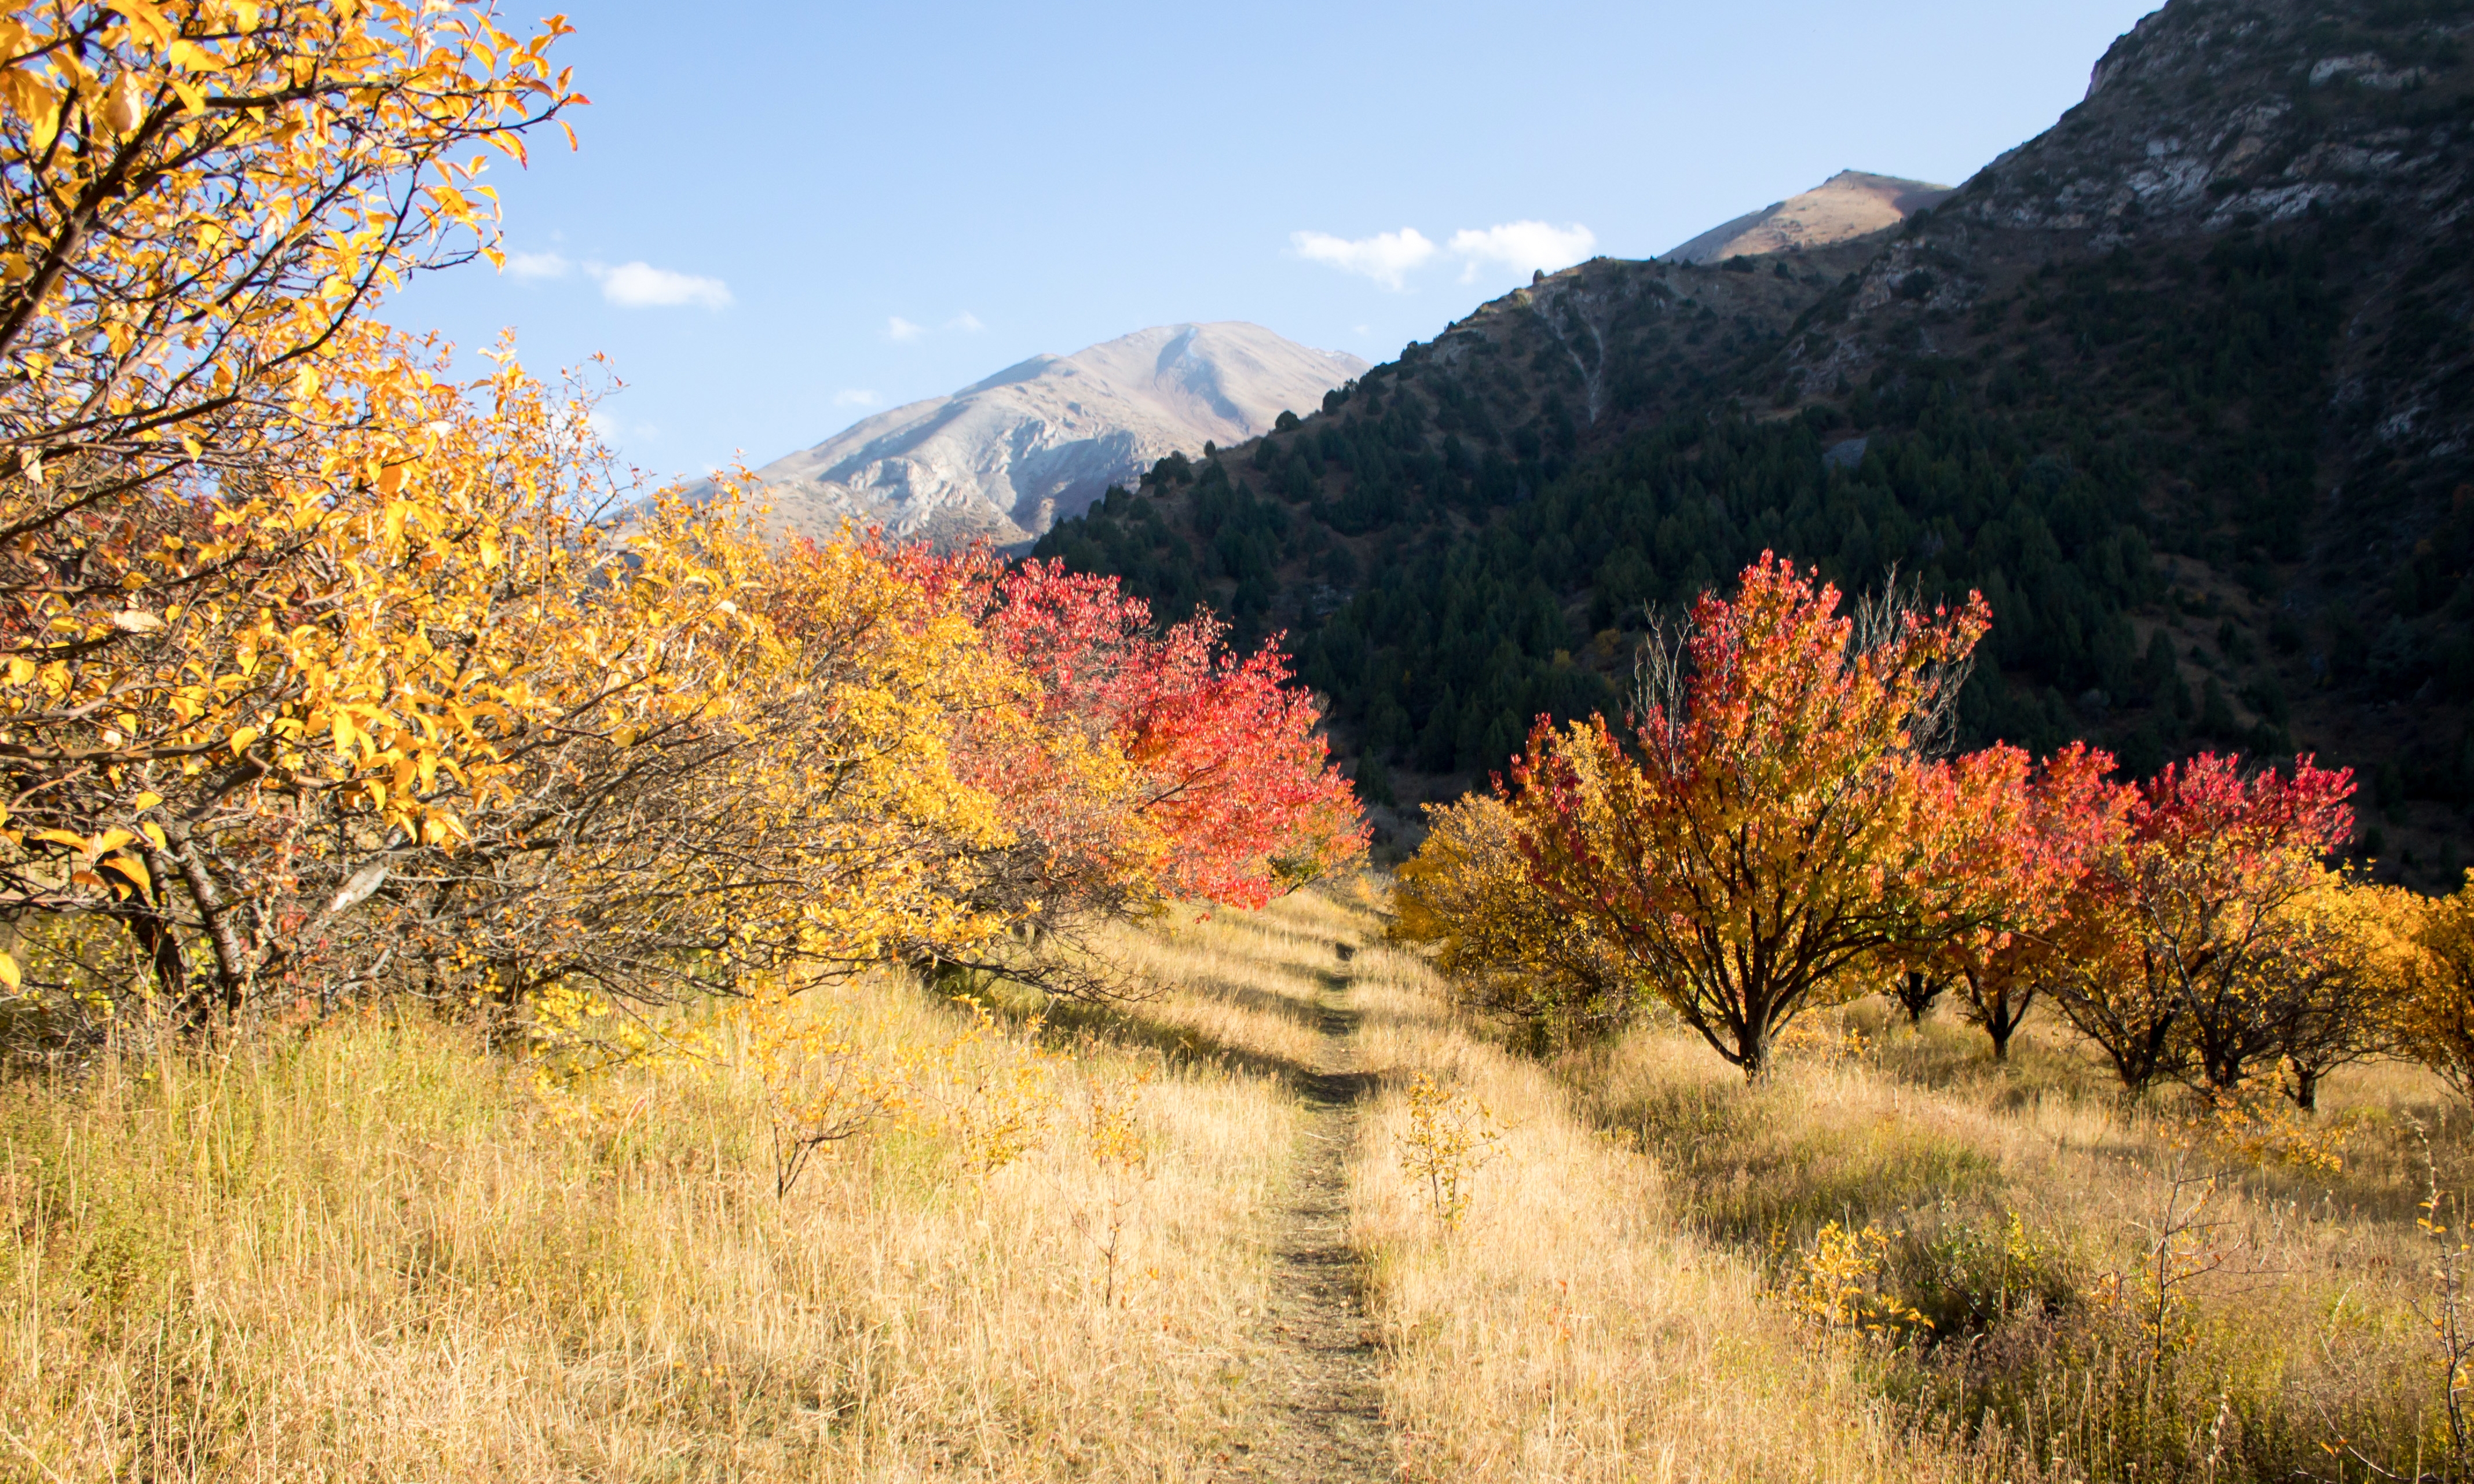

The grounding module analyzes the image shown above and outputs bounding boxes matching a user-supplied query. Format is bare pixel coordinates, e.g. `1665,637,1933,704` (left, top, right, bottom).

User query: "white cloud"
585,260,733,310
833,389,881,408
584,409,658,442
1448,221,1597,281
887,313,979,342
1290,228,1439,291
506,250,570,280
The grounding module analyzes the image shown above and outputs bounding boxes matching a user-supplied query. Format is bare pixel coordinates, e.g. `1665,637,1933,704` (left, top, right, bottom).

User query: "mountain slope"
1035,0,2474,884
746,323,1366,548
1661,170,1954,263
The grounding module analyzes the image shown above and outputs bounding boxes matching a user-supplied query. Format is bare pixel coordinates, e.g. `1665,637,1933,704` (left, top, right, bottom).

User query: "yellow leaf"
141,822,169,851
131,791,163,810
229,726,260,756
27,829,86,849
103,0,175,47
104,852,152,895
168,78,206,116
10,74,60,153
0,950,19,991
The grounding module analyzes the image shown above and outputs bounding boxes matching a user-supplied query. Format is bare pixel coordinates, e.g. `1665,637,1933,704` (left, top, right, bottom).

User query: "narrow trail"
1239,937,1391,1482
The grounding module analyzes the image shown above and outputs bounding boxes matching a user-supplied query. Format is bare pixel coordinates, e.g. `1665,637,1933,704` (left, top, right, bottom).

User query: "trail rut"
1235,940,1390,1482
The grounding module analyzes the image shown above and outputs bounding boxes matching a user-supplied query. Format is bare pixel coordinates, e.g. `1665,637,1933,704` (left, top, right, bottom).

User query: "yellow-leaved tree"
0,0,580,1022
2397,878,2474,1102
1390,787,1639,1050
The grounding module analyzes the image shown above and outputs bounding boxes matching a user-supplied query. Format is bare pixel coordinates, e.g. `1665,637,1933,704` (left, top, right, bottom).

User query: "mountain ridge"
741,323,1366,549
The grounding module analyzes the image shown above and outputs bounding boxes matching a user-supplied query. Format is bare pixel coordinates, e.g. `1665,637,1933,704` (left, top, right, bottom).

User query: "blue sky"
390,0,2162,482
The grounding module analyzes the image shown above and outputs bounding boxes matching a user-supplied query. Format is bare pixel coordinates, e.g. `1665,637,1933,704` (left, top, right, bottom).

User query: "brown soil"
1232,940,1391,1482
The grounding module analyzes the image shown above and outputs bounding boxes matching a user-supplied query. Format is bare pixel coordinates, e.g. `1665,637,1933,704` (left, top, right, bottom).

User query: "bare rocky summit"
1661,170,1954,264
743,323,1367,549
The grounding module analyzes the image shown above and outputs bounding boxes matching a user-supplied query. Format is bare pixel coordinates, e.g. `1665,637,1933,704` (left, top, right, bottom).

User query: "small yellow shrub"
2181,1082,2363,1174
912,998,1065,1175
1780,1221,1932,1338
1399,1071,1501,1228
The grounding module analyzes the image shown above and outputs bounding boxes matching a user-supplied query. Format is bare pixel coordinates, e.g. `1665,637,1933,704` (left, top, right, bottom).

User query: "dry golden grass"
0,894,1367,1482
1346,935,2032,1483
1557,1001,2465,1481
1077,897,1352,1073
9,881,2468,1482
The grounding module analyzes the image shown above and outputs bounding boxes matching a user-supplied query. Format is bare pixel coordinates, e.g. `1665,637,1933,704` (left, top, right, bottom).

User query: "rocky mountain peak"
741,323,1367,549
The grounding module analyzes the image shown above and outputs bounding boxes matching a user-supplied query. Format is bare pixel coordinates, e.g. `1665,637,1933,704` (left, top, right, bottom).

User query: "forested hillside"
1035,0,2474,885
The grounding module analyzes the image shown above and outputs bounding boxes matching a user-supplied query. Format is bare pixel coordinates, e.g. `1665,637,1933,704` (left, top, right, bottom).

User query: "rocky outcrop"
742,323,1368,549
1765,0,2474,511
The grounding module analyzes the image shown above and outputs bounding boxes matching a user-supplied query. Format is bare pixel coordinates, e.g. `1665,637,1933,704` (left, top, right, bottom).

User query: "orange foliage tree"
1930,741,2132,1060
1505,556,2026,1078
925,559,1363,993
1389,785,1638,1050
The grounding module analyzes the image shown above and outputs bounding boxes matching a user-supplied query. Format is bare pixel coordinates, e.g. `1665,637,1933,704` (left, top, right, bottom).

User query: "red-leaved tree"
924,559,1364,990
2049,752,2356,1097
1932,742,2133,1060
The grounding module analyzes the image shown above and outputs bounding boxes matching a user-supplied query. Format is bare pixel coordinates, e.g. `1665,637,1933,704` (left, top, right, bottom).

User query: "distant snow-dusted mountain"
743,323,1369,548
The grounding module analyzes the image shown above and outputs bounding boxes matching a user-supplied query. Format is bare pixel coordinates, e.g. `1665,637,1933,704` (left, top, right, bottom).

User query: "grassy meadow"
5,882,2469,1481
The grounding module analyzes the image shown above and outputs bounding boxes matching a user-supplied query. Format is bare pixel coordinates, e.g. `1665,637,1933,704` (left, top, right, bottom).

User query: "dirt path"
1236,940,1391,1482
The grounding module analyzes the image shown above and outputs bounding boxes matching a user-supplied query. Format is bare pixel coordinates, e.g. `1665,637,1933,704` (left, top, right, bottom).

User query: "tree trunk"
163,827,249,1025
1738,1024,1770,1082
1894,970,1943,1026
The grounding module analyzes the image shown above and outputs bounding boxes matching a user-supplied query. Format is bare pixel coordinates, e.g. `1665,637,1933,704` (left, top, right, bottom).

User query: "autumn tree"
920,560,1363,994
2261,873,2420,1109
0,0,577,1016
281,467,1028,1030
2047,752,2356,1100
1934,742,2131,1061
1509,556,2025,1078
2396,878,2474,1101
